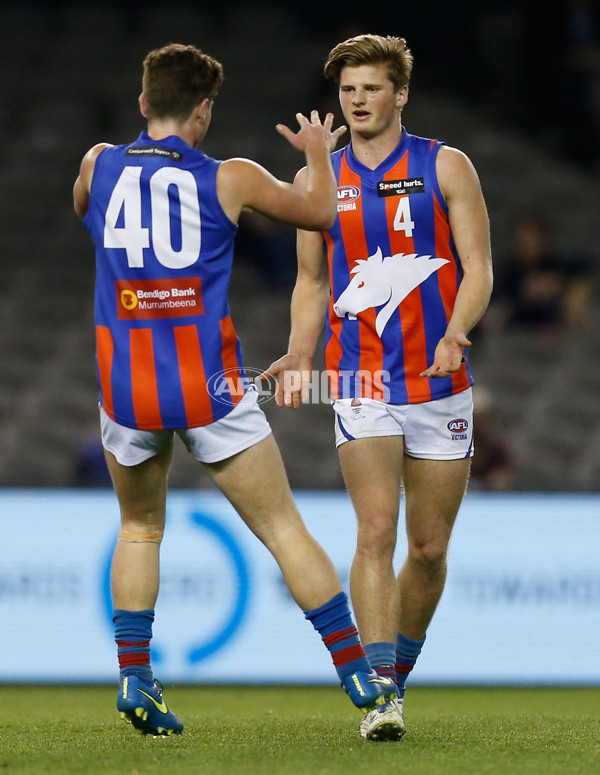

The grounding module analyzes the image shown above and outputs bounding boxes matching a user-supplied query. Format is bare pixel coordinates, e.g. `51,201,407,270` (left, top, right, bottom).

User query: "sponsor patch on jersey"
448,418,469,440
377,177,425,197
351,397,362,407
337,185,361,212
116,277,204,320
126,145,183,162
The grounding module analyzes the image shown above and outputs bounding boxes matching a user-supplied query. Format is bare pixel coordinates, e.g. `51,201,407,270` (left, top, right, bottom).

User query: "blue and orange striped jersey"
325,129,473,404
83,132,246,430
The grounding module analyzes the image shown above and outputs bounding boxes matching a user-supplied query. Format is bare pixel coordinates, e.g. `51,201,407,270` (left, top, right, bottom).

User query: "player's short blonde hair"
142,43,224,123
324,34,413,91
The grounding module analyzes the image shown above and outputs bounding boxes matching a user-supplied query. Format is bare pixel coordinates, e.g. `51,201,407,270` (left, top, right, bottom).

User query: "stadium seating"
0,3,597,490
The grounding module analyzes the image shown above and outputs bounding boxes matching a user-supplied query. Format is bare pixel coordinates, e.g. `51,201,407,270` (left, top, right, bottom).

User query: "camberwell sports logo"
116,278,204,320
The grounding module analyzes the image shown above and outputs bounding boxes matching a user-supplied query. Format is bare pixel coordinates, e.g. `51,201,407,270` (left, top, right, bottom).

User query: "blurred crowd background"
0,0,599,491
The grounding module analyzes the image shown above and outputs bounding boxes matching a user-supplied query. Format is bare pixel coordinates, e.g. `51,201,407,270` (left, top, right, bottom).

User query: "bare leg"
106,445,183,736
205,434,398,715
397,456,470,639
203,434,341,610
338,436,405,644
106,445,173,611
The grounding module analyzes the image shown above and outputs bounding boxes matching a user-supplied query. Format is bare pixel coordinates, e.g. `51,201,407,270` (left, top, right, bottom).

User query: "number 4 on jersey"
393,197,414,237
104,167,148,267
104,166,201,269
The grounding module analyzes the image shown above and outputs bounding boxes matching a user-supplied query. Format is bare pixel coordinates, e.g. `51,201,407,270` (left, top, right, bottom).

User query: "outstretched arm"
420,146,493,378
217,111,345,230
258,169,330,408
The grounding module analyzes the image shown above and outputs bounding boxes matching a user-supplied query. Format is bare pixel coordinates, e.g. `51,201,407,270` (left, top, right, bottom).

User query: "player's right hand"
276,111,346,155
255,354,313,409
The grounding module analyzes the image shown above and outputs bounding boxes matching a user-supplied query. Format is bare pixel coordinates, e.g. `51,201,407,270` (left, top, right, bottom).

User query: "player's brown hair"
142,43,224,122
324,34,413,91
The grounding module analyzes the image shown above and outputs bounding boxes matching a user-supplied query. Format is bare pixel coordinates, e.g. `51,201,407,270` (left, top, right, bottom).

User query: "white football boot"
359,697,406,741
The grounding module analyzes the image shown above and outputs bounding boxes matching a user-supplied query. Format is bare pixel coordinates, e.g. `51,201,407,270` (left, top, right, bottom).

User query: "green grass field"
0,685,598,774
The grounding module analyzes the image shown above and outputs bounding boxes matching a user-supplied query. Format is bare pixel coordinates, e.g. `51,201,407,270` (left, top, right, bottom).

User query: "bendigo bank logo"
120,289,138,310
116,278,204,320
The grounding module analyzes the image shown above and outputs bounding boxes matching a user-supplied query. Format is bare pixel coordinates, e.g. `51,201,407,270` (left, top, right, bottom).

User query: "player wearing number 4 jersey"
263,35,493,741
74,43,395,738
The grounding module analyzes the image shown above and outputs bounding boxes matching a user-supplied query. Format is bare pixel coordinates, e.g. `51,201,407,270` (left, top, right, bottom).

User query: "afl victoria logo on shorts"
448,418,469,440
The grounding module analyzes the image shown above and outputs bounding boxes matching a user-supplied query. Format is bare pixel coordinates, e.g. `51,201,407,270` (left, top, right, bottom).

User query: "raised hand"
276,111,346,154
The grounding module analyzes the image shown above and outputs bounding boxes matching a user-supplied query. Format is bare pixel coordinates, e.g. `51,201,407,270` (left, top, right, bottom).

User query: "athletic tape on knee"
117,527,164,544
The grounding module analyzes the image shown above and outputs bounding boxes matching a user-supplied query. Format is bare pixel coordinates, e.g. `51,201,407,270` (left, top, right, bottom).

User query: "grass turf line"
0,686,598,775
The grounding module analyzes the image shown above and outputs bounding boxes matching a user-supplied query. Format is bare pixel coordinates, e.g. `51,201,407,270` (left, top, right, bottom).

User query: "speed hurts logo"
448,418,469,440
377,177,425,197
116,278,204,320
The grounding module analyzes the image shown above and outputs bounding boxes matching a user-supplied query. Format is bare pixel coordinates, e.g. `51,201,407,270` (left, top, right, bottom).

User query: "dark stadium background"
0,0,598,491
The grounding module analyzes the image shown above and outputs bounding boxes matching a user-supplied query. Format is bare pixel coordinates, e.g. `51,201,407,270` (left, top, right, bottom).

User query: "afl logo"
448,418,469,433
337,185,361,202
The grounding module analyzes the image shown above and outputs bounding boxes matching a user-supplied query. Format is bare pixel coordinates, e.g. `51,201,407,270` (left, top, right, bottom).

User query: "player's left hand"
419,332,471,378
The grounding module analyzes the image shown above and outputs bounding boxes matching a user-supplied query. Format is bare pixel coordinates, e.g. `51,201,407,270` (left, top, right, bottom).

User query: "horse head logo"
333,247,450,337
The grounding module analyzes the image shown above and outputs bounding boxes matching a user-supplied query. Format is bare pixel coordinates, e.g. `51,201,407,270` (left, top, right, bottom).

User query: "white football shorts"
100,386,272,466
332,388,474,460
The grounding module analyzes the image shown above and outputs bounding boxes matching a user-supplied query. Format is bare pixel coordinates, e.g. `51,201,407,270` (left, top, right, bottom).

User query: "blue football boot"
341,670,397,711
117,675,183,736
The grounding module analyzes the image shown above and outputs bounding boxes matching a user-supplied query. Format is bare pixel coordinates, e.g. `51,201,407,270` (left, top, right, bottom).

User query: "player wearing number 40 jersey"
74,43,395,739
86,131,243,430
263,34,493,741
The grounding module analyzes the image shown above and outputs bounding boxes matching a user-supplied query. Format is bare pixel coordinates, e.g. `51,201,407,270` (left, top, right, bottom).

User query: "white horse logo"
333,247,450,337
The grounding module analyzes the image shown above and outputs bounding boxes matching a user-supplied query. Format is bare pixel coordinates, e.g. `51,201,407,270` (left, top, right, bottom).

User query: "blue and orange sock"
113,608,154,684
395,631,425,697
364,641,397,686
304,592,372,681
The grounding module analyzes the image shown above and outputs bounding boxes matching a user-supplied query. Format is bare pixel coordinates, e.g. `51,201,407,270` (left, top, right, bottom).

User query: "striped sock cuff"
330,643,367,667
117,639,151,670
375,665,398,683
304,593,370,680
323,626,359,649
